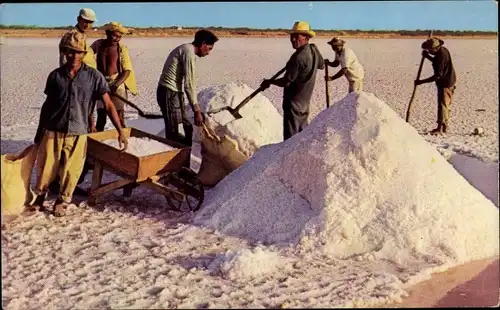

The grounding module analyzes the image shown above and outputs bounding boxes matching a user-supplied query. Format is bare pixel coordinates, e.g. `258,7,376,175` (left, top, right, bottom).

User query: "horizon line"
0,24,498,33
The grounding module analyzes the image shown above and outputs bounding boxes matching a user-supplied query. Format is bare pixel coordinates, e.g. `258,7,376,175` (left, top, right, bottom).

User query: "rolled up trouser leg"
348,79,363,93
34,130,63,197
437,86,454,126
58,134,87,203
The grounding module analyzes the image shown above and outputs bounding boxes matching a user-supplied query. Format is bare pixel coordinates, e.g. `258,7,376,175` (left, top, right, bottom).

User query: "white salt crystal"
208,246,283,280
102,137,177,157
195,83,283,157
195,91,499,269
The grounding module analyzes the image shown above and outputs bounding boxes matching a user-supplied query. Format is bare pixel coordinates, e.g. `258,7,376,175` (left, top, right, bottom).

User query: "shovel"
206,67,286,119
324,59,331,108
111,93,164,119
405,30,433,123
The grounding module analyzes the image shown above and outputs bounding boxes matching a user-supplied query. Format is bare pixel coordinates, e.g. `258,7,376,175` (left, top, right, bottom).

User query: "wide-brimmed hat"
421,37,444,49
103,21,129,34
290,21,316,38
79,8,96,22
60,32,87,53
327,37,346,46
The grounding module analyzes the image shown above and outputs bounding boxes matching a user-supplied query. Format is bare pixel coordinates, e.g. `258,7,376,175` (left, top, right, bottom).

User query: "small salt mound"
102,137,177,157
195,91,499,269
195,83,283,157
207,247,283,280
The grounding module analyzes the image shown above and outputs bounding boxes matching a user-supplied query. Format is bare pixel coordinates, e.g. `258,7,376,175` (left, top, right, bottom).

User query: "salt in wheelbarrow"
86,127,204,212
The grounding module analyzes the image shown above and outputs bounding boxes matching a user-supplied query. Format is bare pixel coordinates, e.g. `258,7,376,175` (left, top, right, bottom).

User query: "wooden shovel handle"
232,66,287,113
406,30,433,123
325,59,331,108
111,93,146,116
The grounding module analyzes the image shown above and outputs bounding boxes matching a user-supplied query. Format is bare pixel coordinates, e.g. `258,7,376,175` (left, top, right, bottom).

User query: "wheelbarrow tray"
87,127,190,182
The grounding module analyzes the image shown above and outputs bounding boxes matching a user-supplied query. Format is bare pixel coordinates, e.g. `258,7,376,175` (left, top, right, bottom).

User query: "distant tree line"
0,24,497,36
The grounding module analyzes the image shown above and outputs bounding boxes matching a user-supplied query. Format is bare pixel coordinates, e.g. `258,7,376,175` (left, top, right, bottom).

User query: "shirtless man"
91,22,138,130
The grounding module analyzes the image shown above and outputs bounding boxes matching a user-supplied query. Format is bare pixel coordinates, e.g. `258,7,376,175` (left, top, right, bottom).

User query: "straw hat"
103,21,129,34
79,8,96,22
421,37,444,50
290,21,316,38
327,37,346,46
60,32,87,52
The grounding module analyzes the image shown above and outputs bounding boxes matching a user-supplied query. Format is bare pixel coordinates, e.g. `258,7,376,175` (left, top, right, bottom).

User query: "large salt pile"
195,83,283,157
195,91,499,268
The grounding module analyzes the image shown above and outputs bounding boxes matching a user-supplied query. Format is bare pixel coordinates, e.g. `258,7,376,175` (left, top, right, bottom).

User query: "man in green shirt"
157,29,219,146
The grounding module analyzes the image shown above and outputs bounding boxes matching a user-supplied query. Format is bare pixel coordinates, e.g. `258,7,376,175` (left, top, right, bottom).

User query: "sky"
0,1,498,31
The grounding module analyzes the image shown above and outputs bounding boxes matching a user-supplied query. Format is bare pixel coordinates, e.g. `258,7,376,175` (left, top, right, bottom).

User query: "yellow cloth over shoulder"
119,44,138,96
91,39,138,96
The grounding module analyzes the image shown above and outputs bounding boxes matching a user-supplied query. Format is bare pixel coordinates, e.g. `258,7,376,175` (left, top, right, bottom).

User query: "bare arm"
327,60,340,67
112,45,132,90
330,67,347,81
101,93,123,130
418,75,438,84
88,113,96,132
101,93,128,149
111,70,130,90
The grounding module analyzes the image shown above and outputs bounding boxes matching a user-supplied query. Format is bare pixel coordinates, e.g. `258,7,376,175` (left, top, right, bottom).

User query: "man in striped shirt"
156,29,219,146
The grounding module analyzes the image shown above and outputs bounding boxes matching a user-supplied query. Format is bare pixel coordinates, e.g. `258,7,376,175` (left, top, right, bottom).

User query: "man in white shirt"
157,29,219,146
325,37,365,93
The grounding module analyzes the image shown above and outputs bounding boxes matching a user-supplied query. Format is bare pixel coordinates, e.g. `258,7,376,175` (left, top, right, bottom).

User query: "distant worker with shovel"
29,33,128,217
261,21,324,140
91,21,139,131
414,37,456,135
156,29,219,146
325,37,365,93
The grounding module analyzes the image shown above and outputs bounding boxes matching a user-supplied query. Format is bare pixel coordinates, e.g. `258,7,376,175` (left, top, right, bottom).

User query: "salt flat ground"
1,38,498,309
1,37,498,162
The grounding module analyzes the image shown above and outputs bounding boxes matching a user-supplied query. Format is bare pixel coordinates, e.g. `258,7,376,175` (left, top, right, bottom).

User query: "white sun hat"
79,8,96,22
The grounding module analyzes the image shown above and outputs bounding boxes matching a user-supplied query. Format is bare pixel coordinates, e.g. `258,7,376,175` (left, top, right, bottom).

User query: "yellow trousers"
34,131,87,203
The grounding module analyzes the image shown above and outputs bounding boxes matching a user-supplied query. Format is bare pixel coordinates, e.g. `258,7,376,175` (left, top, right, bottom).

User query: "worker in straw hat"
414,37,456,135
325,37,365,93
49,8,99,196
91,21,138,131
261,21,324,140
29,32,128,217
64,21,140,195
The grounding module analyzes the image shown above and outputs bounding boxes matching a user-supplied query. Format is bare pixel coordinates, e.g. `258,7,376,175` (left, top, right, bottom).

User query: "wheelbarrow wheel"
162,168,204,212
